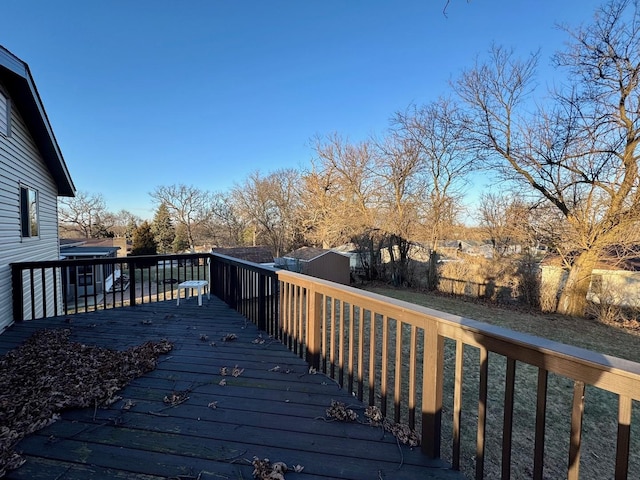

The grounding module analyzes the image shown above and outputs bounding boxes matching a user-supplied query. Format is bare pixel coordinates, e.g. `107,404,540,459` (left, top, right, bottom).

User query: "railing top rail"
11,252,211,269
277,269,640,398
211,252,279,276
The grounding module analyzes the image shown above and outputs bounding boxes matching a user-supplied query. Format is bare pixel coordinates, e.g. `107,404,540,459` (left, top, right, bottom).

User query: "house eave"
0,46,75,197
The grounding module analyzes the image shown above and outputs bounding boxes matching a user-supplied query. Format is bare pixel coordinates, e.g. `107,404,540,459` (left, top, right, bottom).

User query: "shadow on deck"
0,296,464,480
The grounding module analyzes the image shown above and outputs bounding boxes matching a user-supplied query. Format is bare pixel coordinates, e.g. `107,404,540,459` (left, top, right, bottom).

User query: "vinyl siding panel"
0,80,60,330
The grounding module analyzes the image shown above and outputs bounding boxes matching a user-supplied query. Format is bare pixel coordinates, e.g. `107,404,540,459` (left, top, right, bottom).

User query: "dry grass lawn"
366,286,640,480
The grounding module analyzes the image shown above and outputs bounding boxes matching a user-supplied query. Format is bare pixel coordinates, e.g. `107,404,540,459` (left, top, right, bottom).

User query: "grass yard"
365,286,640,480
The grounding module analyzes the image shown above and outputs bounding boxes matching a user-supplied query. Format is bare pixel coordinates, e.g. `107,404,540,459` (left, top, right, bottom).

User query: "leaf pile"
0,328,172,477
326,401,420,447
252,457,303,479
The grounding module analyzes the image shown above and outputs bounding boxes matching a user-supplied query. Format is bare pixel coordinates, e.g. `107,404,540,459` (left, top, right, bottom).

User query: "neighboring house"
62,237,130,257
60,240,120,304
331,242,376,274
540,254,640,309
0,46,75,329
277,246,350,285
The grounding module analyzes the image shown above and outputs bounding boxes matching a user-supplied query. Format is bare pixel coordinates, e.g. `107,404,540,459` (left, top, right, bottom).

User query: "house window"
77,265,94,286
0,90,10,137
20,186,38,237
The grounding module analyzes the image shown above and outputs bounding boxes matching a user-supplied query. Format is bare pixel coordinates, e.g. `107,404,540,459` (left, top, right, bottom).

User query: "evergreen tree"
151,203,175,253
125,218,138,242
131,221,158,256
172,223,190,253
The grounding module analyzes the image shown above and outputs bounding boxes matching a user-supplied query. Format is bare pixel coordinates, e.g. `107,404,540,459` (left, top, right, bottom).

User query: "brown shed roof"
284,247,331,262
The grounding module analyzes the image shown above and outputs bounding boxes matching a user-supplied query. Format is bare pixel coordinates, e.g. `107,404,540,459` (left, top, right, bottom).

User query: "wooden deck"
0,296,463,480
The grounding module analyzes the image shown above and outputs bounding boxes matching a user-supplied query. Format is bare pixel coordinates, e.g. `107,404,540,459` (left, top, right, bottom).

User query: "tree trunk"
556,250,598,317
426,250,439,291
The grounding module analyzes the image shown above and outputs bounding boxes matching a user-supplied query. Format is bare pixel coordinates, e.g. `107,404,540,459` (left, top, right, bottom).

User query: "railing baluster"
368,310,376,406
502,357,516,479
381,315,389,416
338,301,346,388
476,347,489,480
408,324,417,429
568,380,585,480
330,299,337,379
357,306,364,401
52,266,59,316
322,296,329,374
348,303,355,396
615,395,632,480
40,267,47,318
28,268,35,320
533,369,549,480
306,288,322,371
394,320,402,423
453,339,464,470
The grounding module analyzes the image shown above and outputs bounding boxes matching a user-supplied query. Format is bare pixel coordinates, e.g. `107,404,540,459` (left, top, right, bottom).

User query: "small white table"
177,280,209,306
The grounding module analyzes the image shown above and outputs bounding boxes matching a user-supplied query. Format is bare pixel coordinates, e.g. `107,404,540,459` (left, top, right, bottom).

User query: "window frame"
20,185,39,239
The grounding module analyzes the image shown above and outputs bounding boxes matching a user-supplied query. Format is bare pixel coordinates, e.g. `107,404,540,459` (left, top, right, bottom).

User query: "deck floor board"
3,297,464,480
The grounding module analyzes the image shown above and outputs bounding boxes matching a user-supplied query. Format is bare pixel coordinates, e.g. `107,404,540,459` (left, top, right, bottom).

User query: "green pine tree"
172,223,190,253
131,221,158,256
151,203,175,254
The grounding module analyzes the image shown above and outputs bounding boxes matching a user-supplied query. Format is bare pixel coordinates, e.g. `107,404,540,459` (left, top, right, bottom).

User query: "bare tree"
389,99,472,289
391,98,471,253
232,169,303,257
111,209,142,239
300,161,349,249
206,192,249,247
58,191,113,238
311,134,384,280
150,184,213,250
477,192,532,257
372,132,424,285
456,1,640,316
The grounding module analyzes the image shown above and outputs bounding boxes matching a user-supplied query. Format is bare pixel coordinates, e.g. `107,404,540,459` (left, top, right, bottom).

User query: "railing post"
422,320,444,458
11,264,24,322
306,287,322,370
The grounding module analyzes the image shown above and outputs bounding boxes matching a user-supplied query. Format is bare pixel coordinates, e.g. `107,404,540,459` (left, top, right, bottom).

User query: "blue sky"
3,0,603,219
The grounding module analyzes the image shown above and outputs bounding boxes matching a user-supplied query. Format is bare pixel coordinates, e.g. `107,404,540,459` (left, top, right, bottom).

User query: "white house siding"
540,265,640,310
587,269,640,309
0,84,61,330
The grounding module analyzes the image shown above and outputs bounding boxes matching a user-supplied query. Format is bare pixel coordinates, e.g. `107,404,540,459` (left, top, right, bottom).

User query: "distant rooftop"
212,246,274,264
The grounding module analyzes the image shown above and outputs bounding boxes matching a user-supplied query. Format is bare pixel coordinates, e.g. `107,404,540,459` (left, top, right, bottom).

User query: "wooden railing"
11,253,640,479
11,253,211,319
271,270,639,480
210,253,279,334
